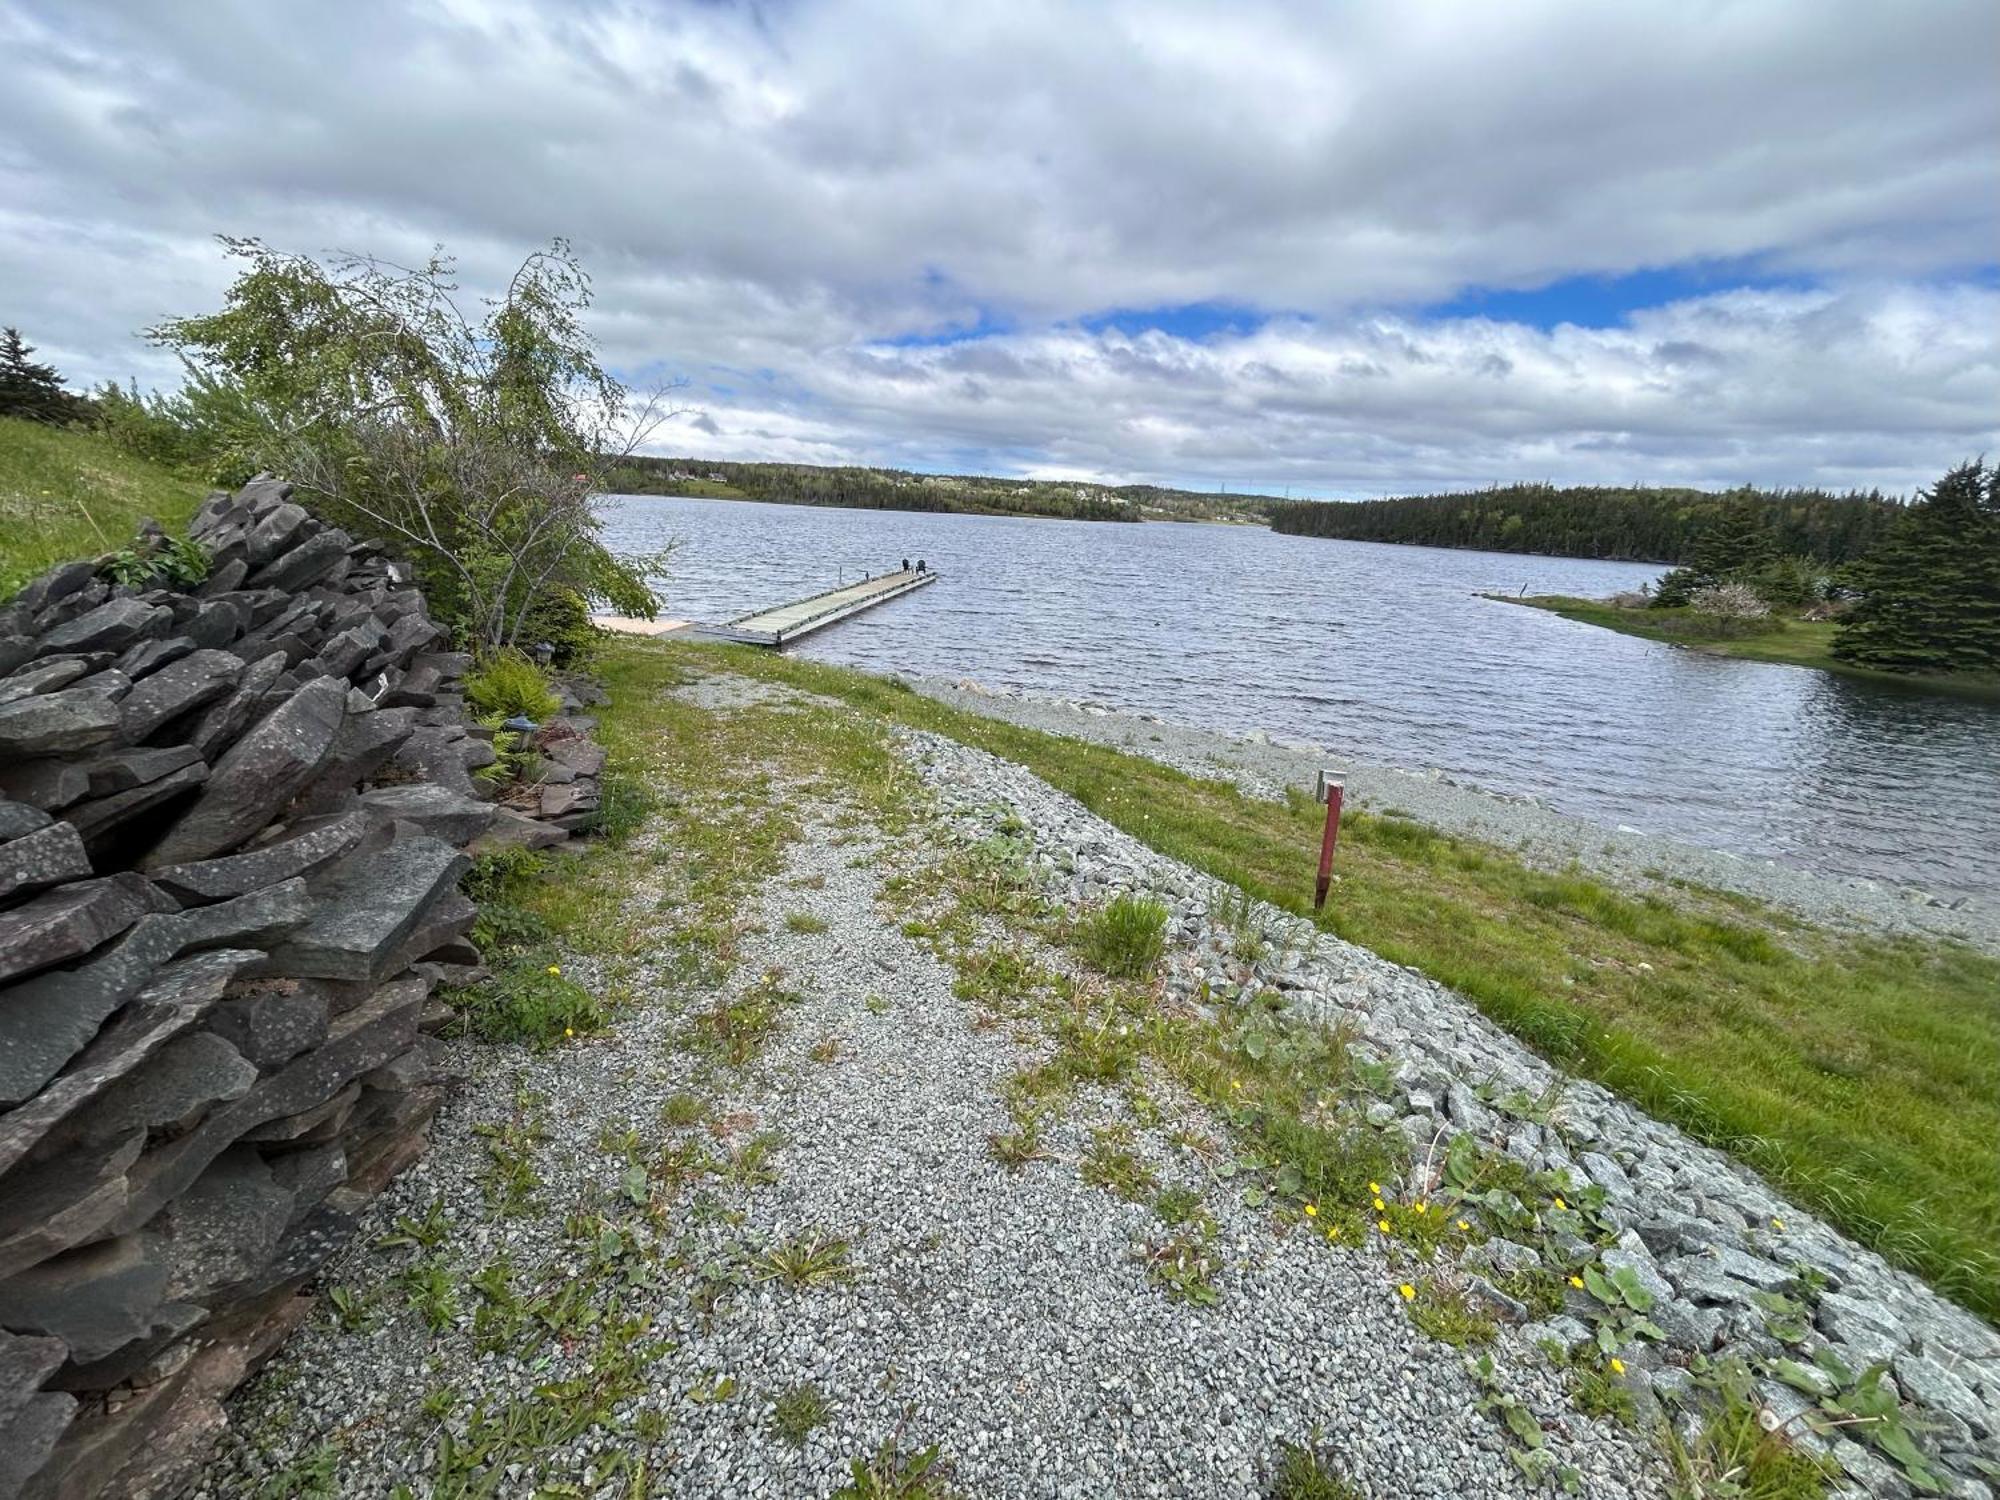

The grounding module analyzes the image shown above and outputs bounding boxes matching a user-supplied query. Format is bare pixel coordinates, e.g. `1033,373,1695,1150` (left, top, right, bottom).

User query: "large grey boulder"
0,689,122,759
118,649,244,742
143,677,349,867
265,837,469,983
0,822,91,904
149,811,369,905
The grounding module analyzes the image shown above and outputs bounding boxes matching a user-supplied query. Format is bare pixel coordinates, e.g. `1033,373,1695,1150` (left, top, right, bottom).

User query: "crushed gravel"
206,668,1998,1500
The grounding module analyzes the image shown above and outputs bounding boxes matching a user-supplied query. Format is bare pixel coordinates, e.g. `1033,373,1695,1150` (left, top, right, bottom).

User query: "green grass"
610,638,2000,1322
1268,1441,1362,1499
0,416,210,595
1073,892,1170,976
1499,595,2000,700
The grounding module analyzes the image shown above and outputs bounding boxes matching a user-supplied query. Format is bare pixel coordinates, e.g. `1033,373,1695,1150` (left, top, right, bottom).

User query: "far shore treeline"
1265,482,1900,566
602,454,1271,525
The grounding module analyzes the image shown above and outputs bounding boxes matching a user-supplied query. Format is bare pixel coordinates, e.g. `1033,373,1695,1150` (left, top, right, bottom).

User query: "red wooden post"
1313,770,1345,912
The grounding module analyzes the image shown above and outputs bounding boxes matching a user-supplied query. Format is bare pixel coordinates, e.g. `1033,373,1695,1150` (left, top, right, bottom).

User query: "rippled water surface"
603,495,2000,901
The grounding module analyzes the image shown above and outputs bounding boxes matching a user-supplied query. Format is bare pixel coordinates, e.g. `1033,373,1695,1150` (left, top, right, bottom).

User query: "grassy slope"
0,417,210,596
599,636,2000,1320
1501,594,2000,700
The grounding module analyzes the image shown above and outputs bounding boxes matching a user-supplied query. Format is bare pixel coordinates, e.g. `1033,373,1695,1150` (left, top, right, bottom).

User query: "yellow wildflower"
1377,1219,1391,1234
547,964,562,976
1304,1203,1318,1218
1553,1196,1567,1210
1230,1079,1242,1091
1414,1202,1428,1215
1568,1275,1584,1289
1369,1182,1380,1195
564,1027,574,1038
1373,1197,1386,1212
1398,1283,1415,1301
1772,1217,1785,1231
1456,1219,1470,1232
1610,1357,1626,1375
1326,1227,1339,1242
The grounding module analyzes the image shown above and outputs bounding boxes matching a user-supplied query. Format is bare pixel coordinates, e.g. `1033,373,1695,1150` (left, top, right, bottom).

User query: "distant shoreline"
1493,593,2000,702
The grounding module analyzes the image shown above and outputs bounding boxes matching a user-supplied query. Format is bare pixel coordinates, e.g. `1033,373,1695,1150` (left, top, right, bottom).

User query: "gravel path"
905,676,2000,956
208,668,1998,1499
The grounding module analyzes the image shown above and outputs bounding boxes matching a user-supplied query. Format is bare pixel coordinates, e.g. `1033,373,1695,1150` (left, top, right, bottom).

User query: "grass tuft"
1075,893,1170,977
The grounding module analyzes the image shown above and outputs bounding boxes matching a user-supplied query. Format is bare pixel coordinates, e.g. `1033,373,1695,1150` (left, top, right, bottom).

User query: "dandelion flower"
1326,1227,1339,1242
1456,1219,1470,1232
1553,1196,1567,1211
564,1027,575,1038
1230,1079,1242,1091
1398,1283,1415,1301
1414,1202,1428,1215
1609,1357,1626,1375
1568,1275,1584,1289
1771,1217,1785,1231
547,964,562,976
1368,1182,1380,1195
1377,1219,1391,1234
1373,1197,1386,1211
1304,1204,1318,1218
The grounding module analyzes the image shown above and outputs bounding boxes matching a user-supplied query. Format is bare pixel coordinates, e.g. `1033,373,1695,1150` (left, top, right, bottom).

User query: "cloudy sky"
3,0,1996,497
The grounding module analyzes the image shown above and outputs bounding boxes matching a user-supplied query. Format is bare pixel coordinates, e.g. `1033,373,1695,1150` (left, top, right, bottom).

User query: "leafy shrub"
1076,893,1170,977
99,531,209,589
148,236,677,650
1688,581,1770,619
456,961,603,1047
464,651,561,723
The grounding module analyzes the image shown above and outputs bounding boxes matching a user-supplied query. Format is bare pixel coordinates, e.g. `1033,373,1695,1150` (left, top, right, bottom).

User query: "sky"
2,0,1996,498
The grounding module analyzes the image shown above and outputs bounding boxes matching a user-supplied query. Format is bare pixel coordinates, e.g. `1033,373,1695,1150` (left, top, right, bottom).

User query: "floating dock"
592,568,938,647
713,568,938,646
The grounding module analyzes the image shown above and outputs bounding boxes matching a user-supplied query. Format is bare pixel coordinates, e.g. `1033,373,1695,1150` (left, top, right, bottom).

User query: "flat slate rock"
0,950,257,1178
0,1329,69,1428
0,687,122,758
204,981,330,1069
0,820,91,904
149,811,368,905
245,530,350,593
68,758,209,854
118,649,244,743
33,596,170,658
0,1233,170,1364
266,837,468,983
143,676,349,867
358,783,496,846
158,1146,293,1303
0,801,51,842
0,874,165,986
77,1031,257,1149
0,1386,76,1500
0,1131,146,1281
0,657,90,705
182,649,287,761
0,882,303,1106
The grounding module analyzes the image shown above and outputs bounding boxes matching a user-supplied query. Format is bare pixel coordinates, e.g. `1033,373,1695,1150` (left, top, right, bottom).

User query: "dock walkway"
714,568,937,646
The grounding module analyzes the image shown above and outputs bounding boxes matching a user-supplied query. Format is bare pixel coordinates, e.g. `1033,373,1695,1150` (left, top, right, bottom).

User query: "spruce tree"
1833,461,2000,675
0,327,82,424
1652,496,1778,606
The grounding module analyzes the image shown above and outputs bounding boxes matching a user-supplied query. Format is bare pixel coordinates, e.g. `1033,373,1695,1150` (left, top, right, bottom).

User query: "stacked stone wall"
0,479,596,1498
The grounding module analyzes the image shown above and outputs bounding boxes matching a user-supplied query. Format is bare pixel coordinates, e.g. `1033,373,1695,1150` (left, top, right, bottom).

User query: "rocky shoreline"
904,676,2000,957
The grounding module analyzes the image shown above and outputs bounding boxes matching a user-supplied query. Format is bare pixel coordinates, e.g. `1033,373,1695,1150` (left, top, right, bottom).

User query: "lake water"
601,494,2000,904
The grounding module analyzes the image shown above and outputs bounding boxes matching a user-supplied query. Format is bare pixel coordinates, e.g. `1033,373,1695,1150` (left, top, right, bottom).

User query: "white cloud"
1,0,1995,490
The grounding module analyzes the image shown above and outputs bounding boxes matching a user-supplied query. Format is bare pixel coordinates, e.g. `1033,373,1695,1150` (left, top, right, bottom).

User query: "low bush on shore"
627,637,2000,1321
